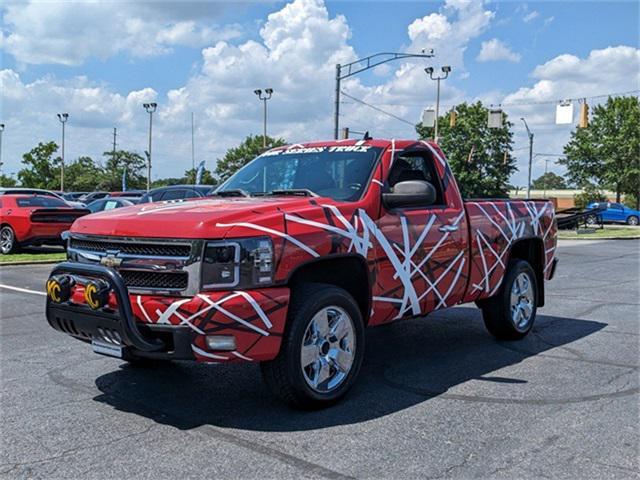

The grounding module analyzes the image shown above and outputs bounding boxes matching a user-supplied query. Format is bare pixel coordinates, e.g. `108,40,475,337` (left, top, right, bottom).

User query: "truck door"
370,147,468,324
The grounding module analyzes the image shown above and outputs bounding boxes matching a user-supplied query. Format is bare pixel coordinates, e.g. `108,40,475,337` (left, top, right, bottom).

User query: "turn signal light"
84,279,110,310
46,275,74,303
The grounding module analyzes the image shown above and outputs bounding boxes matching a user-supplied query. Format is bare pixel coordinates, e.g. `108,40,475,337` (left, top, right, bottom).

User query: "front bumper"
45,262,290,362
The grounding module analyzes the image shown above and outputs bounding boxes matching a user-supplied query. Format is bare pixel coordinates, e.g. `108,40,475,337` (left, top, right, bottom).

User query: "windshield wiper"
267,189,318,197
210,189,252,198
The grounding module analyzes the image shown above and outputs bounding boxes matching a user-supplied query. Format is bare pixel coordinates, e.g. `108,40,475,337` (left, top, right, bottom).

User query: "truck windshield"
216,146,382,201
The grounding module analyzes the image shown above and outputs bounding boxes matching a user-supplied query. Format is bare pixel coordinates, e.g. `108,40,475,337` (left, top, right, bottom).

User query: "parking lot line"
0,284,46,296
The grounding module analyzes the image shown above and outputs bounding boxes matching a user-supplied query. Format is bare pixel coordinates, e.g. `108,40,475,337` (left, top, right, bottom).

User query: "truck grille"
120,271,189,290
70,238,191,257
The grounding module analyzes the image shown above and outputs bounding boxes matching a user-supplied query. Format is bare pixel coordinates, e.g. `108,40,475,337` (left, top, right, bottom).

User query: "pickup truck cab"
45,139,558,408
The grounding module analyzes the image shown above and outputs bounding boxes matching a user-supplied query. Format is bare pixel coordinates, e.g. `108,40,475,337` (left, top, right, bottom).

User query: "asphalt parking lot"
1,239,638,479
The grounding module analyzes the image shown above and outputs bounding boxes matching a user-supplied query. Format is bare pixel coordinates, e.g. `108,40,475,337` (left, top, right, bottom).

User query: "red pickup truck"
45,139,557,408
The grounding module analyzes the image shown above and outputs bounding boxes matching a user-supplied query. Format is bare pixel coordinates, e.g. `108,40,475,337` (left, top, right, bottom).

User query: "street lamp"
520,118,534,199
334,50,435,139
254,88,273,149
143,102,157,191
0,124,5,177
424,66,451,143
56,113,69,191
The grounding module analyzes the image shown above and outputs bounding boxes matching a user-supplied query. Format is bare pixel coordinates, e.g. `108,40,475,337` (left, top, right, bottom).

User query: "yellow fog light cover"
84,279,110,310
46,275,73,303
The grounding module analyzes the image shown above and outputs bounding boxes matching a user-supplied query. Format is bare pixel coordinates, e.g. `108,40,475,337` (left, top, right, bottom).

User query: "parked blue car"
587,202,640,226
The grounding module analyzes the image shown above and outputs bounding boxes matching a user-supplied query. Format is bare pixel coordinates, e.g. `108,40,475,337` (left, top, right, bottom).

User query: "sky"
1,0,639,188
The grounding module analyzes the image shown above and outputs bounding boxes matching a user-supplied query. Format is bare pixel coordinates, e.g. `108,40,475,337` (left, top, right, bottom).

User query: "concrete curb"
558,236,640,241
0,259,64,267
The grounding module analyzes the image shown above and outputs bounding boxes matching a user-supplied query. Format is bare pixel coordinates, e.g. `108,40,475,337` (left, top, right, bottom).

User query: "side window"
387,152,444,206
610,203,623,210
103,200,119,210
183,189,200,199
161,189,187,201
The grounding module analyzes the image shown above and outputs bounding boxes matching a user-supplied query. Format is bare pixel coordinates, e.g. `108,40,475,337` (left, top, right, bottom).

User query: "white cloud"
477,38,521,63
1,1,241,65
543,16,555,27
523,10,539,22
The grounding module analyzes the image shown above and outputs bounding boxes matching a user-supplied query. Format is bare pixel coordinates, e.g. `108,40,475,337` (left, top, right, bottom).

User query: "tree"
560,96,640,209
531,172,567,190
17,141,61,189
0,174,17,187
184,166,217,185
64,156,103,191
416,102,517,198
99,150,147,191
215,135,286,182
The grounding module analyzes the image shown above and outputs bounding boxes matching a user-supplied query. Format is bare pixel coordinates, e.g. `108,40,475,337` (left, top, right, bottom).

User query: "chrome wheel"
510,272,534,330
300,306,355,393
0,227,14,254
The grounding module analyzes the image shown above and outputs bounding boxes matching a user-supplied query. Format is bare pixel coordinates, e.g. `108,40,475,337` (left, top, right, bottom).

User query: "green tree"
215,134,286,182
561,96,640,209
531,172,567,190
99,150,147,191
416,102,517,198
17,141,61,189
184,166,217,185
64,156,103,191
0,174,17,187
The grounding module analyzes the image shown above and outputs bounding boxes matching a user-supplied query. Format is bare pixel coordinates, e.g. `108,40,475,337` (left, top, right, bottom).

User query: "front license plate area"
92,340,123,358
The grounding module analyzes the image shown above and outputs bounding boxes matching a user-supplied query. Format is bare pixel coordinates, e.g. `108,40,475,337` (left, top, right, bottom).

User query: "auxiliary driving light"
83,279,110,310
46,275,74,303
205,335,236,351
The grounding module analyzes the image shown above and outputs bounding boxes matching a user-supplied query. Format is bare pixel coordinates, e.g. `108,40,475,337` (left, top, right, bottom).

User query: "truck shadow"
93,307,606,431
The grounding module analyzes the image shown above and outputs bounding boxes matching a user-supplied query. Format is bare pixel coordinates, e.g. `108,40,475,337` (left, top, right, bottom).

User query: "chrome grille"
69,238,191,257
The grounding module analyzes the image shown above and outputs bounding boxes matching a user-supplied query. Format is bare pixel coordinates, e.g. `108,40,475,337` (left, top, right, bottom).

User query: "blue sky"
1,0,639,186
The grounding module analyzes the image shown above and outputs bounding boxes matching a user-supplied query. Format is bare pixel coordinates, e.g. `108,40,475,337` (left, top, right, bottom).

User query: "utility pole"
112,127,117,158
191,112,195,171
333,50,435,139
56,113,69,191
254,88,273,149
143,103,157,191
521,117,534,199
0,124,4,177
424,66,451,143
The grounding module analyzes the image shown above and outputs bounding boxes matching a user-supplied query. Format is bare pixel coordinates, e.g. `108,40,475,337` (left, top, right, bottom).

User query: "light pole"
334,50,435,139
424,66,451,143
143,102,157,191
254,88,273,149
56,113,69,191
0,124,4,177
520,118,534,199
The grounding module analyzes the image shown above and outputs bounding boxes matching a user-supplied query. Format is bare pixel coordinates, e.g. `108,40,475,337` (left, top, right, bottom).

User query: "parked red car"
0,195,89,254
45,139,557,408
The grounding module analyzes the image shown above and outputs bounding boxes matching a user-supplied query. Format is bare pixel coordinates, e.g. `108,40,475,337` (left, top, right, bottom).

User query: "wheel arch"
285,254,372,324
506,237,545,307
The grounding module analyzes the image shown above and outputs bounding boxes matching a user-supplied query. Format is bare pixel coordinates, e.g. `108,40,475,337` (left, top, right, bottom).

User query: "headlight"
201,237,274,290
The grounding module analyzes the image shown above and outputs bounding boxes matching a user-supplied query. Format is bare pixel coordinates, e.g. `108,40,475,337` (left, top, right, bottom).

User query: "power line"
340,90,415,127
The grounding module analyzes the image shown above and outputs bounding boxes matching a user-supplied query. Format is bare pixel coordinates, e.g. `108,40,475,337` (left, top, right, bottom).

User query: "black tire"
0,225,18,255
627,215,639,226
586,214,597,226
261,283,365,409
480,259,538,341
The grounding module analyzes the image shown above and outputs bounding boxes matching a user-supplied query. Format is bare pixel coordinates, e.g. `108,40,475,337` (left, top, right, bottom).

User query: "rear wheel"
480,260,538,340
261,283,364,409
0,226,18,254
627,215,639,226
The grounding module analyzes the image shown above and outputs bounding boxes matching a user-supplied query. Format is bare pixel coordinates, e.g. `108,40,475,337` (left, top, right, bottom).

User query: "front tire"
627,215,639,226
480,260,538,340
261,283,365,409
0,226,18,254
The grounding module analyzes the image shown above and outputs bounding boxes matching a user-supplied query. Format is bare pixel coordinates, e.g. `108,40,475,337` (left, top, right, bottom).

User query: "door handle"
438,225,459,233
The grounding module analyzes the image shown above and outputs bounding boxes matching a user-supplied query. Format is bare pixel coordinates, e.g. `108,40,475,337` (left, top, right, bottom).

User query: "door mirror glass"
382,180,437,209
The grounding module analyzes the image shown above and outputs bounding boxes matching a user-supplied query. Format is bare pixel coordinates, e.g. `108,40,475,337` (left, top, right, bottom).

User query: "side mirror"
382,180,437,209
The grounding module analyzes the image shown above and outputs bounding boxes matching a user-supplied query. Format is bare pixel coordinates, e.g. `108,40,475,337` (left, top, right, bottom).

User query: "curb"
0,259,64,266
558,236,640,241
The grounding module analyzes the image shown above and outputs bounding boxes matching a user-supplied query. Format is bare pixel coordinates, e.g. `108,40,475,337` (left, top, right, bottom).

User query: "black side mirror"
382,180,437,209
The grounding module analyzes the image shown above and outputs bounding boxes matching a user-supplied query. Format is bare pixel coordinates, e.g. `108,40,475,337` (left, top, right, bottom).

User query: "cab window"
387,152,444,206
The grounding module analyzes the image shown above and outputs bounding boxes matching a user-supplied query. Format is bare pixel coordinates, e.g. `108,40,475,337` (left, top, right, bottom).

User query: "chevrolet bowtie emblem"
100,254,122,268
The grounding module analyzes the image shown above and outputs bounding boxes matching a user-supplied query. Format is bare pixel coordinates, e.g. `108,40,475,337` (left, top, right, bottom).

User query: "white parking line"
0,284,46,296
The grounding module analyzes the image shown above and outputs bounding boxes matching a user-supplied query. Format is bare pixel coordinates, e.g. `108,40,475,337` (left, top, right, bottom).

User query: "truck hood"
70,196,330,239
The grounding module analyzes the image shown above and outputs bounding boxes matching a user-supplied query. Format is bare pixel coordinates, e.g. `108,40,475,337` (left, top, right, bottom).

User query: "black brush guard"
45,262,164,352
